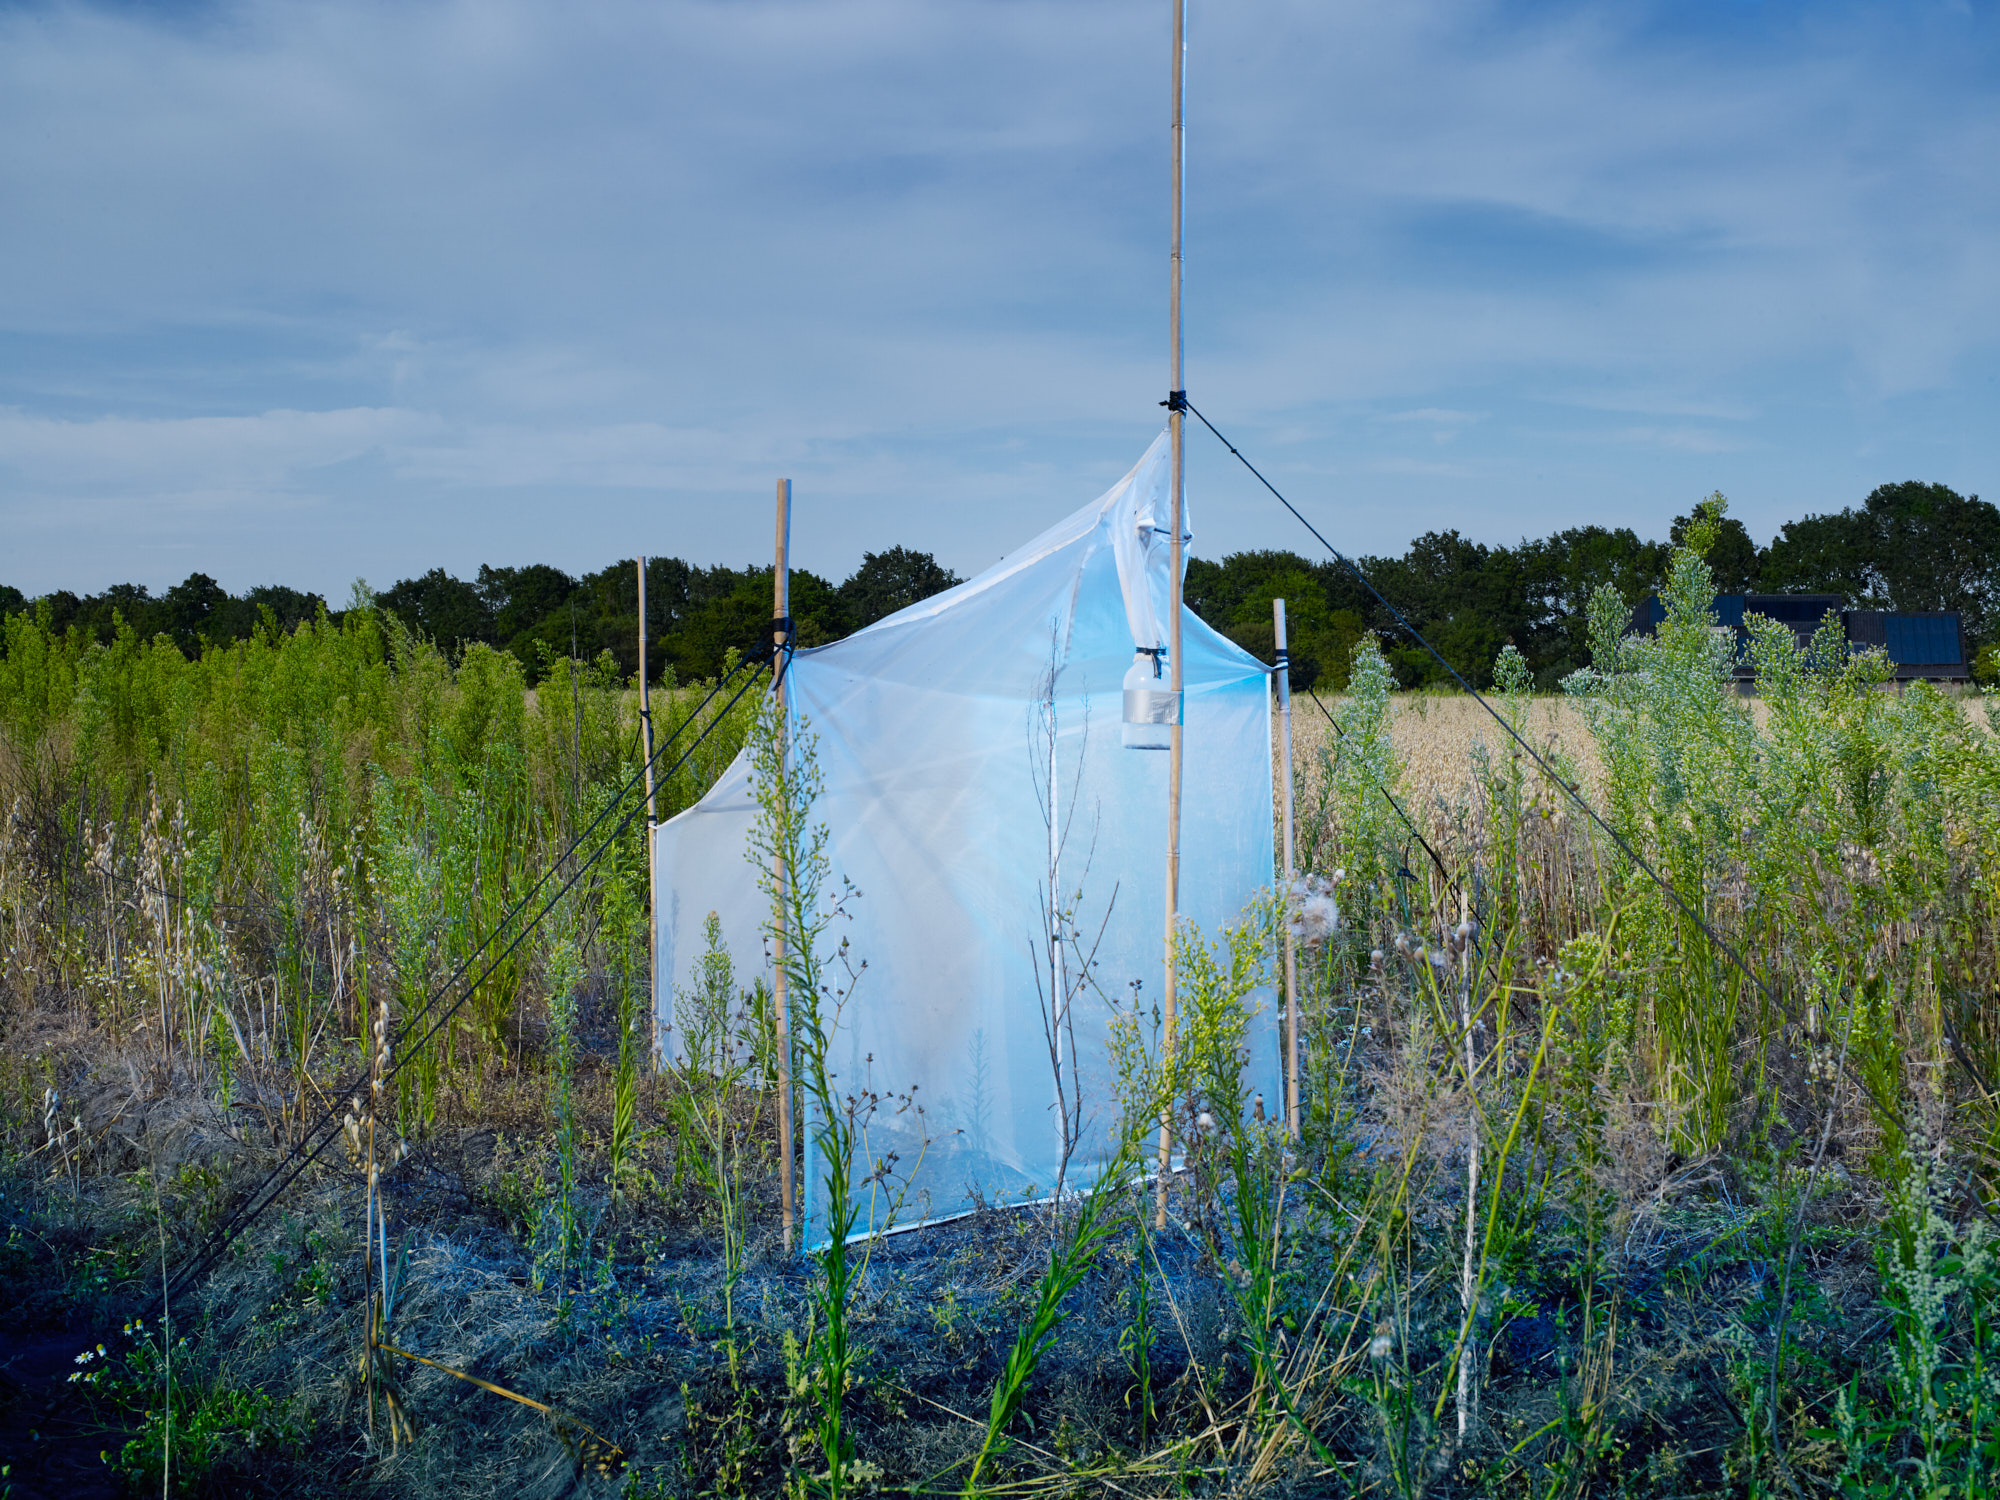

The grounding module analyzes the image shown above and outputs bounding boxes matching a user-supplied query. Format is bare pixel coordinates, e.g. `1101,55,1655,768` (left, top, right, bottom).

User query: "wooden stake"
1158,0,1186,1230
638,557,660,1070
773,479,796,1251
1275,598,1300,1138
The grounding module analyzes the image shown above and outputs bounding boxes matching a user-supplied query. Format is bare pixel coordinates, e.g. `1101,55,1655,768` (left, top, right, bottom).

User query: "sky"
2,0,1997,599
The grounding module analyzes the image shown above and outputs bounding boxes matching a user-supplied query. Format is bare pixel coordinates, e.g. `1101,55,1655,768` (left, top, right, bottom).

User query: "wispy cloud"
0,0,1994,588
1377,409,1490,425
1603,425,1754,455
1371,456,1485,479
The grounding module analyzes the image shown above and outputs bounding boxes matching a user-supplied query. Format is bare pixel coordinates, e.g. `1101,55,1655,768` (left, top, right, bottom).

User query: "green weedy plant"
69,1316,305,1497
536,926,587,1305
1824,1134,2000,1497
1471,643,1542,979
583,765,655,1203
371,767,446,1132
605,883,647,1206
958,1135,1141,1496
745,696,876,1499
433,735,535,1078
658,648,762,818
1119,1223,1159,1449
1314,634,1403,903
667,913,757,1308
1567,501,1758,1152
1173,907,1296,1422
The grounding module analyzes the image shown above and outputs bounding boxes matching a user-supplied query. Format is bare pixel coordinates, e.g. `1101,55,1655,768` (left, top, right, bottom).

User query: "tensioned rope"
1176,394,1970,1089
1291,683,1454,896
76,750,552,1035
165,645,782,1304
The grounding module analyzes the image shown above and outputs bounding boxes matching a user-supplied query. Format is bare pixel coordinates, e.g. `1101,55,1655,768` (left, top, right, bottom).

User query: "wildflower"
1284,875,1340,945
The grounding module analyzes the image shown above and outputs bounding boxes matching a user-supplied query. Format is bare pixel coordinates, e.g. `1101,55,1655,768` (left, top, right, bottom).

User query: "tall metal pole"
1274,599,1300,1138
1158,0,1186,1228
638,557,661,1070
772,479,795,1251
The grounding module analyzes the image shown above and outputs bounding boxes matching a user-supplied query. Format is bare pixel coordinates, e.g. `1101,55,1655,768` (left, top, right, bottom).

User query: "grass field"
3,548,1999,1497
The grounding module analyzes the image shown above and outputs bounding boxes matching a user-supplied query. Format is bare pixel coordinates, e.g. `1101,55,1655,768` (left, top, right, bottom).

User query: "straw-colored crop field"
1292,691,1608,807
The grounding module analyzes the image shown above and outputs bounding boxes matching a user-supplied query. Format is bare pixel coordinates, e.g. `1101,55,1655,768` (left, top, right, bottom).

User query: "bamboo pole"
1158,0,1186,1230
1274,598,1300,1138
773,479,795,1251
638,557,660,1070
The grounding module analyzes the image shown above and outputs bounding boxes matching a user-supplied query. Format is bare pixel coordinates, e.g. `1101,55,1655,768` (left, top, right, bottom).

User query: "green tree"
161,571,229,652
1762,482,1999,648
836,545,961,629
475,563,579,666
1516,525,1669,684
214,584,325,642
1761,510,1873,604
1186,550,1355,689
377,568,494,657
1863,481,2000,644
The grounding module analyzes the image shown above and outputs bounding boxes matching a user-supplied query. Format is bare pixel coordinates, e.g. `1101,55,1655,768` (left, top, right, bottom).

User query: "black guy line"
165,649,779,1303
1181,396,1950,1086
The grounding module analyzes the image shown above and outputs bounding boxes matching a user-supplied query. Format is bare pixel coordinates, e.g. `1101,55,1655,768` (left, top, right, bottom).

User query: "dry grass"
1291,686,1993,817
1292,691,1607,809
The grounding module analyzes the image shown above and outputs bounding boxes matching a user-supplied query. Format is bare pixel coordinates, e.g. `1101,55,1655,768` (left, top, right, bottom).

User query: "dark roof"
1625,594,1968,678
1881,614,1964,667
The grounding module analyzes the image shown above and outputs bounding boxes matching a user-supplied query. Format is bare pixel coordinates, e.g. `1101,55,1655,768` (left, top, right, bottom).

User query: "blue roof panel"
1884,615,1961,666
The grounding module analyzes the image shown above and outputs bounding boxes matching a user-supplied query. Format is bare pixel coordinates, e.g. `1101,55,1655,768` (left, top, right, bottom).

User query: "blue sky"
3,0,1996,598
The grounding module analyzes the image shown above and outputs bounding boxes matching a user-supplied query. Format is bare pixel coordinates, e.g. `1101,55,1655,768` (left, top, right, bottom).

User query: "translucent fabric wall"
654,435,1278,1242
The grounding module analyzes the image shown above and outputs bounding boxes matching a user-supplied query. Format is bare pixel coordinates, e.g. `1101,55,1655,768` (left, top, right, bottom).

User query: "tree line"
0,546,964,688
5,479,1993,689
1192,479,1997,689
